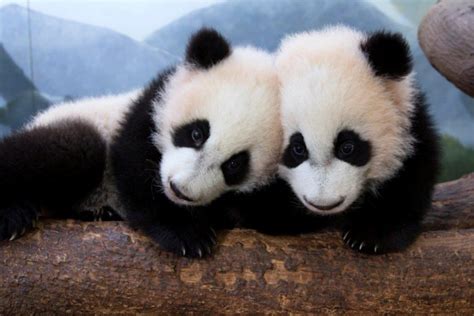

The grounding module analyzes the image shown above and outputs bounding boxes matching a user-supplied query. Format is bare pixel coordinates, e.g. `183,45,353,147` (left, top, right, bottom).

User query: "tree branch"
1,174,473,314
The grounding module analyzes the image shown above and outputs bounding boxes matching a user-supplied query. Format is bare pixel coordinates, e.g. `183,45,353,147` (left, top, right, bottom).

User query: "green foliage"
439,135,474,182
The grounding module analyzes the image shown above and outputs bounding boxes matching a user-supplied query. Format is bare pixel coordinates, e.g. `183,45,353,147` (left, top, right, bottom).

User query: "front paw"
0,202,39,242
149,222,218,258
342,222,420,255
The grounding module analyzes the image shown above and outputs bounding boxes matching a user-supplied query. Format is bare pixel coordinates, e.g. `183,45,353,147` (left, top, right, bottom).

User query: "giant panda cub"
0,28,282,258
275,26,440,254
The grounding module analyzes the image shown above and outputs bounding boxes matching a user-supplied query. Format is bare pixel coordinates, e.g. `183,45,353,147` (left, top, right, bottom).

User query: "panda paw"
151,222,218,259
0,202,39,242
342,221,420,255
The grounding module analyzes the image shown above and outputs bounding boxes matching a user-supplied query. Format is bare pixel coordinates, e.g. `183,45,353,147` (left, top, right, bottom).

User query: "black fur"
0,120,106,240
361,31,412,80
282,133,308,168
209,178,331,235
221,151,250,186
110,68,219,258
185,28,231,70
334,129,372,167
172,119,210,149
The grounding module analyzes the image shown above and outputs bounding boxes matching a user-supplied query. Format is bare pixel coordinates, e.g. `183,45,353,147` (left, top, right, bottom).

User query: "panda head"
154,28,282,206
276,26,416,215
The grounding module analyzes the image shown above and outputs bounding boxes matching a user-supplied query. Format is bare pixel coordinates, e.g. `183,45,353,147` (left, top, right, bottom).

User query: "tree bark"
1,174,474,314
418,0,474,97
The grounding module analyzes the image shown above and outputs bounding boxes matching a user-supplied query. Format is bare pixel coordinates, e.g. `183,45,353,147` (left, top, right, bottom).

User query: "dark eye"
227,159,241,171
338,141,355,157
282,133,308,168
334,129,372,167
191,127,204,146
172,119,210,149
292,142,307,158
221,151,250,186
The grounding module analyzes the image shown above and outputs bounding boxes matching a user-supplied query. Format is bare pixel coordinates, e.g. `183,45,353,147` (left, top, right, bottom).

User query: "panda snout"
303,196,345,212
169,181,194,202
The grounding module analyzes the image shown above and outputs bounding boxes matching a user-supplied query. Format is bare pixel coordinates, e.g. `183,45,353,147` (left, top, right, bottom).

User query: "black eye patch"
282,133,309,168
221,151,250,186
334,129,371,167
172,119,210,149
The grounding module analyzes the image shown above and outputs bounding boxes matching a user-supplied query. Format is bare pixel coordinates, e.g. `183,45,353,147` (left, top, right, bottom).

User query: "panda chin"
164,185,200,207
301,196,347,216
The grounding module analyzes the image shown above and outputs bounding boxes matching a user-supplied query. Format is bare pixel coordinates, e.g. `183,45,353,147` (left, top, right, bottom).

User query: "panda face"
276,26,416,215
154,45,281,207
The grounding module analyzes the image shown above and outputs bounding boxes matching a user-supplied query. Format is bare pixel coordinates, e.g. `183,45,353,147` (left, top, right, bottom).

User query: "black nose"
304,197,345,211
169,181,194,202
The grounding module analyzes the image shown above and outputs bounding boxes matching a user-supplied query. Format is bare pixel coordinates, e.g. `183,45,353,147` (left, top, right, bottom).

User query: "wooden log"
418,0,474,97
1,173,474,314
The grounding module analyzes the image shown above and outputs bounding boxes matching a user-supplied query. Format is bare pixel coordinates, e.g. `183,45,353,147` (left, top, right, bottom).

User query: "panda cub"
275,26,440,254
0,28,282,258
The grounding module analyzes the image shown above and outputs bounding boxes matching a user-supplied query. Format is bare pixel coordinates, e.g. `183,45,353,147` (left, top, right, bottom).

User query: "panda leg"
0,119,106,241
341,197,425,255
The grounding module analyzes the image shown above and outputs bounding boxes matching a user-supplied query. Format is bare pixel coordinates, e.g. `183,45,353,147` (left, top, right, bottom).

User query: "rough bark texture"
1,174,474,314
418,0,474,97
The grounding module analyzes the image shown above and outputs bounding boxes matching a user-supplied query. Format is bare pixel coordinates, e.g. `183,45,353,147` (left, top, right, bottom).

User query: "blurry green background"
0,0,473,182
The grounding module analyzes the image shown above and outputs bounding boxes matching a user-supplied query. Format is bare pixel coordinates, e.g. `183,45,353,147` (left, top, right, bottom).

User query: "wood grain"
418,0,474,97
1,173,473,314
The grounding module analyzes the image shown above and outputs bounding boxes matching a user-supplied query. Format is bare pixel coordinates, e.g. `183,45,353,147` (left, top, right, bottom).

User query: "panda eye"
334,129,372,167
191,127,204,146
291,142,307,159
172,119,210,149
282,133,309,168
221,151,250,186
338,141,355,157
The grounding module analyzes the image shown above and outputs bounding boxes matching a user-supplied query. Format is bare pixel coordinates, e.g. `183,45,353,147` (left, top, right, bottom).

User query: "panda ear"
361,31,412,80
185,28,231,70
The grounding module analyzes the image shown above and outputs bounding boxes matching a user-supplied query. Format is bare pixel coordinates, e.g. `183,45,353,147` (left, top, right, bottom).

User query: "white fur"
154,47,282,206
276,26,415,215
28,90,141,144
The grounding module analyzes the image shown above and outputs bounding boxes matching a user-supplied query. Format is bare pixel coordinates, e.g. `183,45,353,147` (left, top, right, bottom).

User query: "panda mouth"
169,181,194,202
303,196,345,212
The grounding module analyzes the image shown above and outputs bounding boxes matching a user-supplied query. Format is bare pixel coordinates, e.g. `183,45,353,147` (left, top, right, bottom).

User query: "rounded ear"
185,27,231,70
361,31,412,80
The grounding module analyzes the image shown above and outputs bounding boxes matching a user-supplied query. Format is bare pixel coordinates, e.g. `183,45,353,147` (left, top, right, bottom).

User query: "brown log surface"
1,173,474,314
418,0,474,97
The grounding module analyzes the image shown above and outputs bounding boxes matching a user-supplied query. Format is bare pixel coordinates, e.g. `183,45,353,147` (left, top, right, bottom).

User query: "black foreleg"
0,119,106,241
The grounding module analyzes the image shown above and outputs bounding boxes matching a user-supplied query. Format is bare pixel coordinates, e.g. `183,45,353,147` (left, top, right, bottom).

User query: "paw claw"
351,241,358,249
343,230,350,241
210,228,217,239
9,233,17,241
359,242,365,251
197,248,203,258
181,246,186,257
374,244,379,253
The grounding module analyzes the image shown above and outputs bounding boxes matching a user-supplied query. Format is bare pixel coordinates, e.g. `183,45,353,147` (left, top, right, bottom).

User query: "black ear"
361,31,412,80
185,28,231,70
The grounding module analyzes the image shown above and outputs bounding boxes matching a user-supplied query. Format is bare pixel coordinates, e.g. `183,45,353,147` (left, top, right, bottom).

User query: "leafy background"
0,0,473,182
